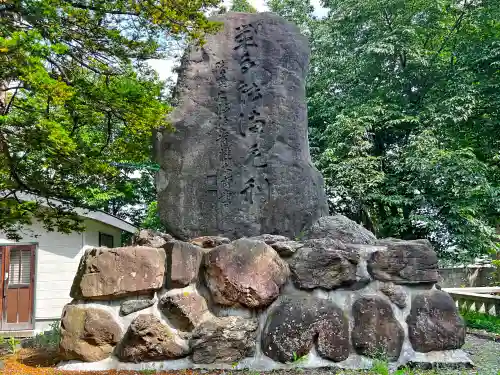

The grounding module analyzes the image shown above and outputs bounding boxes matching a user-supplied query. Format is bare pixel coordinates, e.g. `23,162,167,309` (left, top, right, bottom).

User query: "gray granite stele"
59,226,470,371
154,11,328,240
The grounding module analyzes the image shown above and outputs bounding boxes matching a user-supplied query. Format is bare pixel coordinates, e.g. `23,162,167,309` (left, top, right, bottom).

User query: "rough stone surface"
119,297,156,316
189,236,231,248
368,239,439,284
70,247,165,299
190,316,258,363
407,290,466,352
288,241,360,290
159,289,211,331
155,12,328,240
59,305,122,362
270,240,304,257
248,234,290,244
165,241,206,288
379,283,407,308
304,215,377,244
117,314,189,362
262,296,349,363
204,238,289,307
132,229,174,248
351,296,404,360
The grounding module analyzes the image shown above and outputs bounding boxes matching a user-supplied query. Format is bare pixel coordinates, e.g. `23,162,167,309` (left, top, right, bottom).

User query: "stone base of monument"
57,216,472,371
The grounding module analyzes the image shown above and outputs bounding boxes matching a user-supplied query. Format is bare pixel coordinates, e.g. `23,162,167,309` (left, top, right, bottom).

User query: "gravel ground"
460,334,500,375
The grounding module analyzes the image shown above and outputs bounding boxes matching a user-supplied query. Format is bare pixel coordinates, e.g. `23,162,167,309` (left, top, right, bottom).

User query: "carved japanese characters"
155,12,328,239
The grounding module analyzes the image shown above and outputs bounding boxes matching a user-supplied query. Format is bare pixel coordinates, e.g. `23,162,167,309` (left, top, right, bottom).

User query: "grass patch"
460,309,500,334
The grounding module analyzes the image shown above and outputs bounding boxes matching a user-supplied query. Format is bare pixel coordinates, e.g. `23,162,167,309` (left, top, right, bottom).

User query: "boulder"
351,296,404,360
155,12,329,240
120,297,156,316
368,239,438,284
379,283,407,309
407,290,465,352
59,305,122,362
190,316,258,363
288,240,360,290
304,215,376,244
70,247,165,299
116,314,189,362
159,289,211,331
189,236,231,248
165,241,206,288
204,238,289,307
132,229,173,248
262,296,350,363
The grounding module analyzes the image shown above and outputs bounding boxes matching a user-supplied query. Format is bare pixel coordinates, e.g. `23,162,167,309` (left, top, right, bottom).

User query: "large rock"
351,296,404,360
407,290,466,352
154,12,328,240
288,242,359,290
132,229,173,248
262,296,349,363
304,215,376,244
368,239,438,284
70,247,165,299
204,238,289,307
165,241,206,288
190,316,258,363
59,305,122,362
117,314,189,362
159,289,211,331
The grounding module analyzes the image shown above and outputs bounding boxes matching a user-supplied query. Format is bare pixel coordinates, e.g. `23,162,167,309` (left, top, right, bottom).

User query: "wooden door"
0,245,36,331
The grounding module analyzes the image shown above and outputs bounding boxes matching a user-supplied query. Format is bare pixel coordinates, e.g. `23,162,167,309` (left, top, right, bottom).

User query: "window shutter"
9,249,32,285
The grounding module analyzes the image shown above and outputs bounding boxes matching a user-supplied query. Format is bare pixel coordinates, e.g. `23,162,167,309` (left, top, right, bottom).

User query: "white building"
0,198,137,336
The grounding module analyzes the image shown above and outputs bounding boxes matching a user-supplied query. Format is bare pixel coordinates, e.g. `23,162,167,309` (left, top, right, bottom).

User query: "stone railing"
57,222,471,372
444,287,500,317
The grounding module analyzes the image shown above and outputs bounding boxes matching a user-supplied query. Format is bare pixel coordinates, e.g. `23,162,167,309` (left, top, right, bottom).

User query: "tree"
230,0,257,13
269,0,500,262
0,0,221,239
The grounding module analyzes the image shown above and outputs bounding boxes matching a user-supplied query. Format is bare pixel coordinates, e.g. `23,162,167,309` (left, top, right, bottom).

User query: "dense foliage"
269,0,500,262
230,0,257,13
0,0,221,239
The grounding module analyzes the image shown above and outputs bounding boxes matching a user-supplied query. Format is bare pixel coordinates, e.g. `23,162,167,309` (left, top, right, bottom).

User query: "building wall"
0,219,122,332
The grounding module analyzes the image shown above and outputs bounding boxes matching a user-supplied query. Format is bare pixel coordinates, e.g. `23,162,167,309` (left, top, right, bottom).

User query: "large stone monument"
155,12,328,239
57,12,470,373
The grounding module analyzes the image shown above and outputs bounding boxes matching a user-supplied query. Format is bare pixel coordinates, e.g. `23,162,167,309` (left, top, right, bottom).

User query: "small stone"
304,215,376,244
190,316,258,364
379,283,407,308
132,229,174,248
117,314,189,362
261,296,350,363
368,239,438,284
204,238,289,308
248,234,290,244
270,240,304,257
70,246,165,299
119,297,156,316
59,305,122,362
165,240,206,288
407,290,465,352
351,296,404,360
288,242,359,290
159,289,211,331
189,236,231,248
